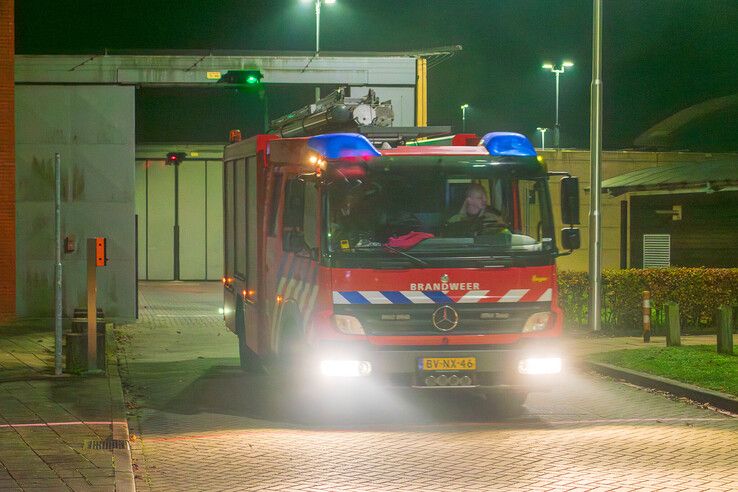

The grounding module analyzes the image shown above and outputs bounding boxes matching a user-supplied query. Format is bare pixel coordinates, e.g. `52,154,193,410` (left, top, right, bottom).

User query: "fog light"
518,357,562,375
523,312,552,332
333,315,365,335
459,375,472,386
319,360,372,377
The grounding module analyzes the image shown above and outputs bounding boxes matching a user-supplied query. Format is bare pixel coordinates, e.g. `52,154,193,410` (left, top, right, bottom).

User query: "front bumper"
311,339,563,391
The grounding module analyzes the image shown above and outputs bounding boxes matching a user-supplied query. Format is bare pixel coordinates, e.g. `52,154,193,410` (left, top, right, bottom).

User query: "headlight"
320,360,372,377
522,312,552,332
518,357,562,375
333,314,365,335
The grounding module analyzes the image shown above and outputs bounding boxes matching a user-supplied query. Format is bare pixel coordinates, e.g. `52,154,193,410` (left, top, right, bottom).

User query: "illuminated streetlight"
460,104,469,132
536,127,549,150
301,0,336,56
542,60,574,148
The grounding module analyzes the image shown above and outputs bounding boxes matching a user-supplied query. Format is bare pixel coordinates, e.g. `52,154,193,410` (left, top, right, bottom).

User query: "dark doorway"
630,191,738,268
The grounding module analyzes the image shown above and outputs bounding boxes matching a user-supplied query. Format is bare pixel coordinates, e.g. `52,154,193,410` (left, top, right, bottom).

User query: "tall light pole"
542,61,573,148
302,0,336,56
460,104,469,132
536,127,549,150
588,0,603,332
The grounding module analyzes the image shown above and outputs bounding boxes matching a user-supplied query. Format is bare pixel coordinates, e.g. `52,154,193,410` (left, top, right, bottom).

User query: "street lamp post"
302,0,335,56
536,127,549,150
460,104,469,132
542,61,573,148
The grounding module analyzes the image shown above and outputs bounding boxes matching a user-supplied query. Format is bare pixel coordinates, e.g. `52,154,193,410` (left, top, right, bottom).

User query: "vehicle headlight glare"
320,360,372,377
518,357,562,375
333,314,365,335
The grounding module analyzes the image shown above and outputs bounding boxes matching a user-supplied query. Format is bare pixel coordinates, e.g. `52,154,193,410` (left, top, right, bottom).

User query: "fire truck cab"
222,131,580,408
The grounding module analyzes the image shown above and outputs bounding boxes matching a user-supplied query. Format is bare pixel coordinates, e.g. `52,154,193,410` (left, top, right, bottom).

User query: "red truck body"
222,131,576,396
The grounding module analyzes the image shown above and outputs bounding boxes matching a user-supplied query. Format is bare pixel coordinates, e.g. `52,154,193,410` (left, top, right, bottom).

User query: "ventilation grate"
84,439,129,450
643,234,670,268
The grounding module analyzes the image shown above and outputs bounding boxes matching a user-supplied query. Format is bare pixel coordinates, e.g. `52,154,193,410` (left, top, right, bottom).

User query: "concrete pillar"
0,0,15,319
716,306,733,355
665,301,681,347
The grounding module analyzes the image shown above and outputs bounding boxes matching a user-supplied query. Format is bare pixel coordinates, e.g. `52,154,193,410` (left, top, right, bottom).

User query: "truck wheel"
278,316,306,372
482,390,527,419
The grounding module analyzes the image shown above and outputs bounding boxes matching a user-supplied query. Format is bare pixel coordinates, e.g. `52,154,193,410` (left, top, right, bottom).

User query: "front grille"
334,302,549,336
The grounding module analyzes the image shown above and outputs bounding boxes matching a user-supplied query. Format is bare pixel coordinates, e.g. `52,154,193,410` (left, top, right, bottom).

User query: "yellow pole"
416,58,427,127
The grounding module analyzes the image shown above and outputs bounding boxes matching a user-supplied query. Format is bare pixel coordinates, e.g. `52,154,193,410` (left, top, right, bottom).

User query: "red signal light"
166,152,187,165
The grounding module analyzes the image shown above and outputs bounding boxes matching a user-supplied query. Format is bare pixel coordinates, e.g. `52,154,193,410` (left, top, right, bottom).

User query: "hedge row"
558,268,738,333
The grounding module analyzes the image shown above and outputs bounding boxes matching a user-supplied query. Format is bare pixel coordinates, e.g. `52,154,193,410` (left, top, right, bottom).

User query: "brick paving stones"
0,320,134,491
119,282,738,491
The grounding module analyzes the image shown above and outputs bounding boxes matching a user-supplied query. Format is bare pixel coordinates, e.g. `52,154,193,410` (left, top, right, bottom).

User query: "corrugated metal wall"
135,159,223,281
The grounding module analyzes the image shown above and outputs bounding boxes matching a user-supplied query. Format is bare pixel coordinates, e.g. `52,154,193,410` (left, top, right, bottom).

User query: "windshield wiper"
353,243,429,267
382,245,430,267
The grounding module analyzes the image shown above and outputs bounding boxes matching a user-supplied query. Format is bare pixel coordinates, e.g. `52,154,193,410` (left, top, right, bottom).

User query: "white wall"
15,85,136,321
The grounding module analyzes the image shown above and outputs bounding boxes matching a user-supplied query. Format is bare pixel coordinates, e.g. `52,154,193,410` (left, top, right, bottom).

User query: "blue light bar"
307,133,381,160
480,132,537,157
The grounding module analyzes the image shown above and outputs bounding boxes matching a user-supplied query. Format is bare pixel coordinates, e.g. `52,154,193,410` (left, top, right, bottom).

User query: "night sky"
15,0,738,150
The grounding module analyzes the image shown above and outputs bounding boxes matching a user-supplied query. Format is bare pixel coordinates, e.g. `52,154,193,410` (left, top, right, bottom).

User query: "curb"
106,328,137,492
583,360,738,415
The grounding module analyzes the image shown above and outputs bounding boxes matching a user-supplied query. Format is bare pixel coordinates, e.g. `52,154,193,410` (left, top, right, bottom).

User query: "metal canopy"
14,48,460,86
601,159,738,196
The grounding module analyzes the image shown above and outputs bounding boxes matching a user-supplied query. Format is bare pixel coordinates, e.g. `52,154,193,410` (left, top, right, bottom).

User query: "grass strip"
589,345,738,397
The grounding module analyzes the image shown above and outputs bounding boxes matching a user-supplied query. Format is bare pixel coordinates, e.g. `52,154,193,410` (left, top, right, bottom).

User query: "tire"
235,302,262,373
482,389,528,419
277,313,307,375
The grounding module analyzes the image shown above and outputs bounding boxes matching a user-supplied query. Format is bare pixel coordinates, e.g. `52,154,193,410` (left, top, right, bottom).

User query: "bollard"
717,306,733,355
665,301,681,347
642,291,651,342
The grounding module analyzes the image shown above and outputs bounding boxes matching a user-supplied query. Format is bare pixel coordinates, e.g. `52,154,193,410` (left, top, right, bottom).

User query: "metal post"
315,0,321,55
173,163,180,280
54,153,63,375
587,0,603,332
537,128,547,150
642,291,651,342
462,106,467,132
86,238,98,371
554,71,560,148
262,89,270,133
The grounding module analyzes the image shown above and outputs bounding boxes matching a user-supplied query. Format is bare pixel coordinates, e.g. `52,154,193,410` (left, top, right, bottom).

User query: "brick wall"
0,0,16,318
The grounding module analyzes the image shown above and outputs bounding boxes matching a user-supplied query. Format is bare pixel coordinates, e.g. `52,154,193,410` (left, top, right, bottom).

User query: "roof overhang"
14,47,461,86
601,159,738,196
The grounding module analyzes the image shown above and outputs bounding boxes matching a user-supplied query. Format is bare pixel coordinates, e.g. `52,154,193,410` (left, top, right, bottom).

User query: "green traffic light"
246,75,259,84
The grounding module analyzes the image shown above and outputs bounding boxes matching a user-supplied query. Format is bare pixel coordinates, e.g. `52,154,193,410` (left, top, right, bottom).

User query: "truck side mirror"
561,227,581,250
560,177,580,225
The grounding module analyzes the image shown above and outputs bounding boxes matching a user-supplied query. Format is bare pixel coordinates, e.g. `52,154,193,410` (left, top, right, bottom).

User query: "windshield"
324,157,555,259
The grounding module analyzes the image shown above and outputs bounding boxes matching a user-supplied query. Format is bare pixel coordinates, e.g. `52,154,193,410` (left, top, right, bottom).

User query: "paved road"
118,282,738,491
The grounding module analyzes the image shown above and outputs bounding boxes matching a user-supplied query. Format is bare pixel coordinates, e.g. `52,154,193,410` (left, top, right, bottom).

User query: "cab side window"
282,178,305,251
268,173,283,237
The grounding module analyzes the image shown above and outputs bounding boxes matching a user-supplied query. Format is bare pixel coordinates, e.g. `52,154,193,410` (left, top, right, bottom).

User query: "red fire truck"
222,129,580,411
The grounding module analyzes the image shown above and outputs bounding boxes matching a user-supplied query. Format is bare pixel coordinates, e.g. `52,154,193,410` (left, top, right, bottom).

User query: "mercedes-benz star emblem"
440,273,449,283
432,305,459,332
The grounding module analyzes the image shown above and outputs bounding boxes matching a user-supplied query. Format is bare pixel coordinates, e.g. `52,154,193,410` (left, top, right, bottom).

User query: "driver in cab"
446,183,509,236
329,190,375,249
